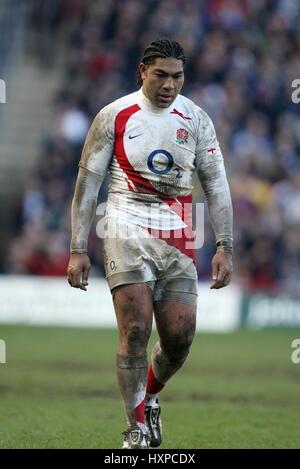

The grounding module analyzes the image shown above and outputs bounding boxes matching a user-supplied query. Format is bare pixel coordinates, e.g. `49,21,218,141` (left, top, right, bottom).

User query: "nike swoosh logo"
129,133,143,139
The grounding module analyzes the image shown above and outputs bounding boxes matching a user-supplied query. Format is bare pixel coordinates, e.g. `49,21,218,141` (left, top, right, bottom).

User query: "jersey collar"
137,88,177,115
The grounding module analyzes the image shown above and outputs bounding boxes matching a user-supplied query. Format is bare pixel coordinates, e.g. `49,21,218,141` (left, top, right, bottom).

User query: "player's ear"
139,63,147,81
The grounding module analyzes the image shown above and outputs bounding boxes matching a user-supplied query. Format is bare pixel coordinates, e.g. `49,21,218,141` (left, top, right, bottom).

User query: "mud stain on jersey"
151,177,189,197
80,106,115,172
71,168,102,252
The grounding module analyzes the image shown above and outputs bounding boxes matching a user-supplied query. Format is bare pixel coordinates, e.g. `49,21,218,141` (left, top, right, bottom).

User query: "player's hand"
210,250,233,289
67,253,91,291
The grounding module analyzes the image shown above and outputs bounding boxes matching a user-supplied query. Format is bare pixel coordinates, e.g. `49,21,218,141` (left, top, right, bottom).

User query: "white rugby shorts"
102,217,198,304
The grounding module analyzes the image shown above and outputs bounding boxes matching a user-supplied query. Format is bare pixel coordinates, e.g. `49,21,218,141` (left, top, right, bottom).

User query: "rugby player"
67,38,233,449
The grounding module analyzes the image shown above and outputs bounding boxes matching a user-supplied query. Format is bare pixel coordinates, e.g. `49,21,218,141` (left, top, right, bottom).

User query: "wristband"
216,240,233,253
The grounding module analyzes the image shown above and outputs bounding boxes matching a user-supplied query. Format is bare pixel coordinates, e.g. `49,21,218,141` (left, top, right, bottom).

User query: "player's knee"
161,329,194,359
124,322,151,353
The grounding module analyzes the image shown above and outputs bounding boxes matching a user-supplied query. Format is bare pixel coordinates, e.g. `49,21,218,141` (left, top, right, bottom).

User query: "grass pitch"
0,325,299,448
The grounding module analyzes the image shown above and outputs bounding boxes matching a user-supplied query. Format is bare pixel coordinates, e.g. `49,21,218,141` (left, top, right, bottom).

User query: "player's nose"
162,77,175,91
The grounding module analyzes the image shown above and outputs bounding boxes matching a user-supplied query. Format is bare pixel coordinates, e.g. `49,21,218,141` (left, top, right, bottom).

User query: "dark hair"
138,38,186,86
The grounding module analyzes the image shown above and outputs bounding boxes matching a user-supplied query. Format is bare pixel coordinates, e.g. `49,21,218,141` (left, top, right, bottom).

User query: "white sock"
145,392,158,407
136,422,148,433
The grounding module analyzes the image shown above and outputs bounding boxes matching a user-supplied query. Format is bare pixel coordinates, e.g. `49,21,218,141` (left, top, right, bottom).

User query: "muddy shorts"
103,217,198,305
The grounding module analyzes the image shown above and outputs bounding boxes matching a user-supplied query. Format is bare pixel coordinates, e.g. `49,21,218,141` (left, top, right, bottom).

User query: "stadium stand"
3,0,300,294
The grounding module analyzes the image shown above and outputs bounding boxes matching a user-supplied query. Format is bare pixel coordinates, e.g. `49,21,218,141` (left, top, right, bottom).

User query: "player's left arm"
195,110,233,289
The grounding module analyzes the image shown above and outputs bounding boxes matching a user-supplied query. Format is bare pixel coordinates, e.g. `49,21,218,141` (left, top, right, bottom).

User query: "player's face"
140,58,184,108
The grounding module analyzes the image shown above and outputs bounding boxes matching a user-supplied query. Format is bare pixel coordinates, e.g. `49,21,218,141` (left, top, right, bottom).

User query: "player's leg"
103,218,159,447
150,299,196,386
145,296,196,447
113,283,154,448
147,275,197,401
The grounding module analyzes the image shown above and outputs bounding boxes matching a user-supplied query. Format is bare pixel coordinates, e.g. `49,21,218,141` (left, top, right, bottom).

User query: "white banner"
0,276,241,332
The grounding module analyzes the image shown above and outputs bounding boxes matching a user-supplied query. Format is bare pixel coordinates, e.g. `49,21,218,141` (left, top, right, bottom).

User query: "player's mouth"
158,94,174,102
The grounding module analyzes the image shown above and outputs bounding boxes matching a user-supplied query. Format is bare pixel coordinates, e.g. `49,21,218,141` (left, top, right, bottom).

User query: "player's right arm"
67,108,114,290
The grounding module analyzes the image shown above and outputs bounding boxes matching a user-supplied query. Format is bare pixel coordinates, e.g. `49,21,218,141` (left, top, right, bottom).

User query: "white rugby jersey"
79,88,224,231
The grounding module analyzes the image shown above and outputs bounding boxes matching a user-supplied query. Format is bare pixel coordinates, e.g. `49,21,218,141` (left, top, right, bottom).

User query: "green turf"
0,325,299,448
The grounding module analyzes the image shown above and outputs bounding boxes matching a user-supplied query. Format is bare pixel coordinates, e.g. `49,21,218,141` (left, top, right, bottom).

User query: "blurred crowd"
6,0,300,294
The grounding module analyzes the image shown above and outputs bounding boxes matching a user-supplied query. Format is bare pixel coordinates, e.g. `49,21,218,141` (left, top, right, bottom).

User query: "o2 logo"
147,149,182,178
